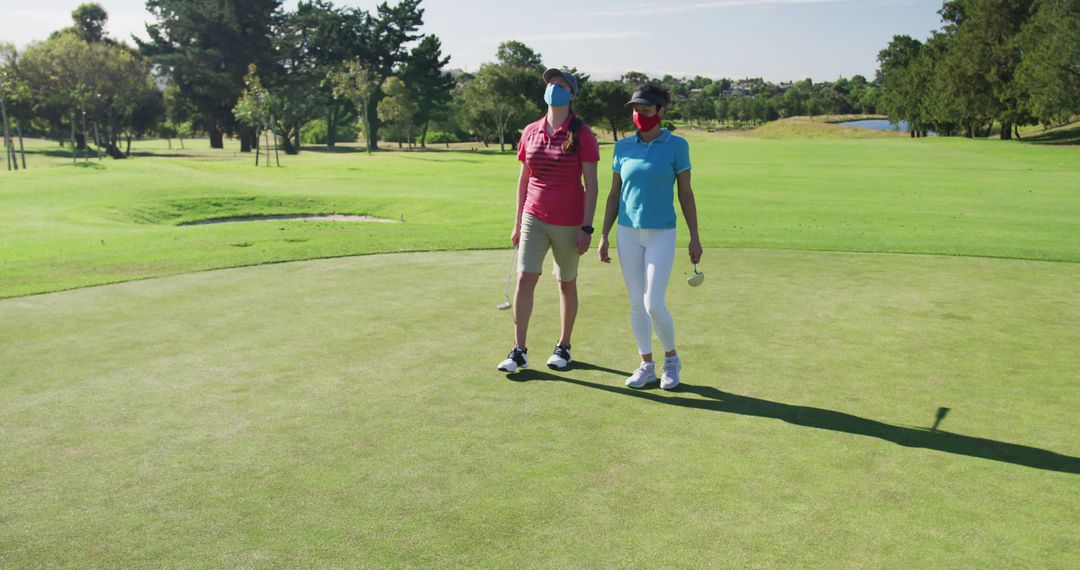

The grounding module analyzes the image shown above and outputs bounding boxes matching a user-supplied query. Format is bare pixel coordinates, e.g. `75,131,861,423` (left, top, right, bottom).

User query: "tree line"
0,0,444,159
452,46,884,151
0,0,886,163
877,0,1079,139
5,0,1072,164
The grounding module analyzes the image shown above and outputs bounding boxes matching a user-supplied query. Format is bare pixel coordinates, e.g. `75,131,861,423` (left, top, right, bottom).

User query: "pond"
838,119,936,135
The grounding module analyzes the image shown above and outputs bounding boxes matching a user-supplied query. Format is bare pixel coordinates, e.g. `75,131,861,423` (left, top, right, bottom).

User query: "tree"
714,97,731,124
454,41,547,150
71,3,108,43
457,63,540,152
163,82,196,149
354,0,425,151
328,59,379,153
265,21,324,156
402,35,453,148
377,76,419,148
1016,0,1080,126
89,44,161,158
20,32,160,159
0,43,30,169
778,84,806,118
139,0,281,149
279,0,366,148
681,92,715,125
939,0,1035,139
233,64,278,165
880,0,1038,139
123,72,166,156
877,35,938,135
22,34,92,154
495,40,544,72
621,71,651,86
578,81,632,141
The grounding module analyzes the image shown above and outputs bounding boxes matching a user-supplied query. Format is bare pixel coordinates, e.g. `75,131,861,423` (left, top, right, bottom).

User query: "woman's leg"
643,228,677,354
616,225,653,357
514,215,550,350
514,272,540,349
557,279,577,347
548,223,583,349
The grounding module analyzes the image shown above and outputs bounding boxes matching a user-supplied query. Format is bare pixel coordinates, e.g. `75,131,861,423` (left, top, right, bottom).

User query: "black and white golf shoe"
498,347,529,373
546,344,572,370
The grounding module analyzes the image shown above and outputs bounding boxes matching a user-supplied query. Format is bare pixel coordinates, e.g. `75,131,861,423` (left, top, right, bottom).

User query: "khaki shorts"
518,214,580,281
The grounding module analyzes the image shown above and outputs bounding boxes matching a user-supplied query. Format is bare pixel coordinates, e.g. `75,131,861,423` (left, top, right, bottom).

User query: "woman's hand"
689,238,703,264
576,231,591,255
511,225,521,248
598,235,611,263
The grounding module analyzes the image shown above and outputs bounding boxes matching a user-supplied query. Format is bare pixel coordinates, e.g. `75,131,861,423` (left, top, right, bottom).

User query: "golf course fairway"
2,248,1077,567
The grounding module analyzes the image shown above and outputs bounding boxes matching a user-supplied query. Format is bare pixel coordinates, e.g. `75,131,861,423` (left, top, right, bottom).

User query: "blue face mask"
544,83,572,107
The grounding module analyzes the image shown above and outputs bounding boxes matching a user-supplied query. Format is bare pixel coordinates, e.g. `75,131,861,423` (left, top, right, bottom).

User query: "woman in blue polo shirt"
597,84,702,390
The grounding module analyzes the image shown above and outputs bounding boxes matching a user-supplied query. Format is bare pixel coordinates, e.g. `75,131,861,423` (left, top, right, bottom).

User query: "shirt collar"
537,113,573,134
635,128,672,144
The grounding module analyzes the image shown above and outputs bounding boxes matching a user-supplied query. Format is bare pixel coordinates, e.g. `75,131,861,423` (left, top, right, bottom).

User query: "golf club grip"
504,246,517,297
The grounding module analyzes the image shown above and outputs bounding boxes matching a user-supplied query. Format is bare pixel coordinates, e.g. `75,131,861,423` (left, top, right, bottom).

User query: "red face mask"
633,110,662,132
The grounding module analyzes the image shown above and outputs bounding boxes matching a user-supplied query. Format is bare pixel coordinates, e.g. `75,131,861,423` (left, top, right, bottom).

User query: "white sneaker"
546,344,572,370
498,347,528,373
625,361,657,388
661,356,681,390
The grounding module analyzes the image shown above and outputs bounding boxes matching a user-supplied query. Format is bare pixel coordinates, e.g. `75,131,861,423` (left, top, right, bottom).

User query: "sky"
1,0,946,82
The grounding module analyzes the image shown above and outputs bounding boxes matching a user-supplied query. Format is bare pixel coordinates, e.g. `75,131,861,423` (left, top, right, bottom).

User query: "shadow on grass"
300,146,368,154
510,363,1080,474
301,145,509,158
402,156,485,164
25,148,194,159
1023,124,1080,146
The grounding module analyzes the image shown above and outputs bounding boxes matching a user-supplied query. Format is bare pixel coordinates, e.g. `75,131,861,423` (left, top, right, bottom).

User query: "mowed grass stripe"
1,249,1077,566
1,132,1078,298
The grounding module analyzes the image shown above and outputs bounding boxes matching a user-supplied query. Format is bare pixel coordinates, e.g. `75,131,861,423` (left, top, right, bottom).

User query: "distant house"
779,81,794,91
727,82,755,96
689,88,704,96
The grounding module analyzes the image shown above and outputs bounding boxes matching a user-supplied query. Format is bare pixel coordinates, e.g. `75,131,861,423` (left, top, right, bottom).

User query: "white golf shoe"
660,356,681,390
625,361,658,388
546,344,572,370
498,347,528,373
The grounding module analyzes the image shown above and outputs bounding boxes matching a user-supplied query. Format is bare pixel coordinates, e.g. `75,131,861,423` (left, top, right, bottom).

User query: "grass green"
1,125,1078,566
2,249,1077,566
1,129,1078,298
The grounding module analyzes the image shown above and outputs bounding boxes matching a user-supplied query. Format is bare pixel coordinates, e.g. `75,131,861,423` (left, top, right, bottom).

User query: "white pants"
616,225,677,355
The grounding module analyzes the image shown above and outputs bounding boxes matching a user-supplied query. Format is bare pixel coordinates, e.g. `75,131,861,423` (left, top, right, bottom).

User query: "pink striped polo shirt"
517,114,600,227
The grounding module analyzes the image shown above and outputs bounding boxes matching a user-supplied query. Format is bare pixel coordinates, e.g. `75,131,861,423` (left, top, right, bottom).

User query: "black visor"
625,86,667,107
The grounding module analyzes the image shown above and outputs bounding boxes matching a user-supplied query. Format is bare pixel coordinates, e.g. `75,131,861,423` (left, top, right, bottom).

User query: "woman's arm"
597,173,621,263
676,169,702,264
512,163,530,247
577,161,599,254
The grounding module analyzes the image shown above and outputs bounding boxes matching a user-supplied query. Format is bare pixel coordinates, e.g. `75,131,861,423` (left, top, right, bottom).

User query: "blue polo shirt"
612,129,691,229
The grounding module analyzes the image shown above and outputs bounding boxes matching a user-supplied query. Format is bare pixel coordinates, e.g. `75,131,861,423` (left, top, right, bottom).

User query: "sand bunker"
183,214,398,225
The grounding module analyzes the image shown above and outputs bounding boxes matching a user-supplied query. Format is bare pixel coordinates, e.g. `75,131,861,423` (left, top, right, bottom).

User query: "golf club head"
497,300,512,310
687,264,704,287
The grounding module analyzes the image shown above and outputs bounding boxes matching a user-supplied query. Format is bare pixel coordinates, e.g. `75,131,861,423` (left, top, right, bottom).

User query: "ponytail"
561,107,582,154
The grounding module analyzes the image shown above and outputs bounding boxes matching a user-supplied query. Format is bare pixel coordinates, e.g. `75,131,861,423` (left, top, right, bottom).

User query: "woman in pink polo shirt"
497,68,601,373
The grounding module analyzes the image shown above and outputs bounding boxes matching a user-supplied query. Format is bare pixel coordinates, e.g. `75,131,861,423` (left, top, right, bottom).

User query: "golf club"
687,263,704,287
497,247,516,310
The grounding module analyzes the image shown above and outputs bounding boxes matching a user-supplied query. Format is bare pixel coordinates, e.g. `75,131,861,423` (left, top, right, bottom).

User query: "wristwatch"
580,225,595,235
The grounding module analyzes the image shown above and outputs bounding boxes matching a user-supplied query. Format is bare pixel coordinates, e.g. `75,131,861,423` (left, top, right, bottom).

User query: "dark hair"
635,83,671,109
562,106,582,153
